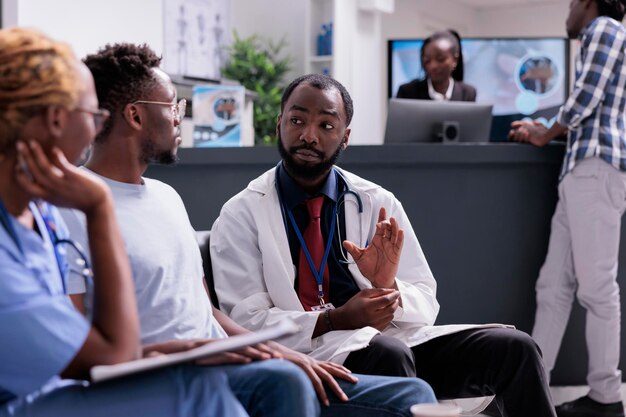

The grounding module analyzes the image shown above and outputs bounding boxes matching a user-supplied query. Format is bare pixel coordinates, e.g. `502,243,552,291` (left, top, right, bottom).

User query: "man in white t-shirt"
62,42,437,417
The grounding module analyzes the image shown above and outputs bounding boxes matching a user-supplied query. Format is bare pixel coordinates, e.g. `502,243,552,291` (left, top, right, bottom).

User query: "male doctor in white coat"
211,74,556,417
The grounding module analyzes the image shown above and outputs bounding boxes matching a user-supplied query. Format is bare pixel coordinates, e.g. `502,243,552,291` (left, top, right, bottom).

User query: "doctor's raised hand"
325,207,403,332
342,207,404,289
315,207,403,333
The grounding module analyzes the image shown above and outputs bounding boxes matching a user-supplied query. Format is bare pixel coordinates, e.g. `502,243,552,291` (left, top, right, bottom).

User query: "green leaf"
221,31,291,145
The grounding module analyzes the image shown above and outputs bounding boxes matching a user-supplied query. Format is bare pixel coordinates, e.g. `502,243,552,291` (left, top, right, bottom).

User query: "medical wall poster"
192,84,244,147
163,0,231,80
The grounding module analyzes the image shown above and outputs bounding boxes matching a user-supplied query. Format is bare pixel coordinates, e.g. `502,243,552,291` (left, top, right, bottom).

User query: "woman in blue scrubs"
0,27,248,417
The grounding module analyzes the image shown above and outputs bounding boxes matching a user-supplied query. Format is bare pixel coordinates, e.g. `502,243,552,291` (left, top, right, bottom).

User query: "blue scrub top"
0,202,89,405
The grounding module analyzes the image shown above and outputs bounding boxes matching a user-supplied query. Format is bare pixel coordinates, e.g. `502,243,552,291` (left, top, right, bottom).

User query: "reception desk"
147,143,626,385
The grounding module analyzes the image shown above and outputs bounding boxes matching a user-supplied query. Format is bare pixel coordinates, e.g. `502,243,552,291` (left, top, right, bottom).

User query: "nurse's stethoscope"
275,164,366,265
0,198,93,294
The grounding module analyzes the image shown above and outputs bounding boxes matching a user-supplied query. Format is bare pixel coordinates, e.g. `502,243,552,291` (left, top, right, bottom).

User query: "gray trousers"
532,157,626,403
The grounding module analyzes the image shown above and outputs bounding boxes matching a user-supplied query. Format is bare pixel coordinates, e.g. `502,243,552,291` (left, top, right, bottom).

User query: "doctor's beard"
277,130,344,181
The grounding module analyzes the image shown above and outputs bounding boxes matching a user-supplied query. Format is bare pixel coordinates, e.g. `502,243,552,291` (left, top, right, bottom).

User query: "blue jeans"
328,373,436,417
217,359,436,417
1,365,248,417
217,359,319,417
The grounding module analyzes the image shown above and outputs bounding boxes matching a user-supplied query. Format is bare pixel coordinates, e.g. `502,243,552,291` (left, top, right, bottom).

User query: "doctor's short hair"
280,74,354,126
596,0,626,20
83,43,161,142
0,27,82,153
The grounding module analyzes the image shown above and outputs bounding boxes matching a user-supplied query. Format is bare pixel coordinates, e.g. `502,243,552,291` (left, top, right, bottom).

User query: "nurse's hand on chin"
342,207,404,289
15,140,109,214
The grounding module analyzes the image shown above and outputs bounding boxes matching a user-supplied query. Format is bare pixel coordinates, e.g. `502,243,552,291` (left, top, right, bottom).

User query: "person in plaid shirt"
509,1,626,416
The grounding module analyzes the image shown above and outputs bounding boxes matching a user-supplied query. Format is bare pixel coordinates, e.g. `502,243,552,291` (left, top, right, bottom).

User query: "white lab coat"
211,166,506,364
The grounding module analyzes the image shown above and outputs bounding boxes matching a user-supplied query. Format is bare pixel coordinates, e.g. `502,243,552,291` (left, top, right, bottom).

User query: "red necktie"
298,196,330,310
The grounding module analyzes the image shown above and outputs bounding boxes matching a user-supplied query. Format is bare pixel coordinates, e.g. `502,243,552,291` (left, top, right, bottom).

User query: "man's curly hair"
597,0,626,20
83,43,161,142
0,27,81,153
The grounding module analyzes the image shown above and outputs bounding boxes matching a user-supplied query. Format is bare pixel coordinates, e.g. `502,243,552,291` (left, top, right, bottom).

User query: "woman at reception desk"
396,30,476,102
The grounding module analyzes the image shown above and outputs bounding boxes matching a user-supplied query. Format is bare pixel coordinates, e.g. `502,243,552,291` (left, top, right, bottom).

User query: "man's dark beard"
277,131,344,181
140,137,179,166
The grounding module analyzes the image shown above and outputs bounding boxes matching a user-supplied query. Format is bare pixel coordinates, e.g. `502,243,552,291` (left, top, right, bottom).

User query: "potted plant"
221,31,291,145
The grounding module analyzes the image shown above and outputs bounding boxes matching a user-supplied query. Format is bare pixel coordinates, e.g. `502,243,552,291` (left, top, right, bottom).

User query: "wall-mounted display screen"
388,38,569,140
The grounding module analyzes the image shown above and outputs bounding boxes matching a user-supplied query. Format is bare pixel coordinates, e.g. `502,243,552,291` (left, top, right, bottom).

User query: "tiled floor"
474,384,626,416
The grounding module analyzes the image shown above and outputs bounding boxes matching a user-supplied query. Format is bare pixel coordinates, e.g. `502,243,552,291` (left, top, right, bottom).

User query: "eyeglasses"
132,98,187,123
75,107,111,134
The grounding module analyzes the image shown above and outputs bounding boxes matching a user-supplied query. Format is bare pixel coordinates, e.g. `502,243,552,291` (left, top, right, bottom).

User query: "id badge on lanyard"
311,303,335,311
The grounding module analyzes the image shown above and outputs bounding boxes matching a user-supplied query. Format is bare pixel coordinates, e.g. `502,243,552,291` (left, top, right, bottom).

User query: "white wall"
4,0,163,59
473,2,569,37
230,0,305,81
339,2,390,144
4,0,305,82
2,0,17,27
3,0,573,144
381,0,568,39
382,0,478,38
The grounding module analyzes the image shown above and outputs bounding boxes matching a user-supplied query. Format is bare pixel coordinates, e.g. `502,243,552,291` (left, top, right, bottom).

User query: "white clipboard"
91,320,300,383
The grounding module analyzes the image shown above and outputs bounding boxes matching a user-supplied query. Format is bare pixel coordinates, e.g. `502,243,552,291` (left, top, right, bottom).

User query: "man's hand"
266,341,357,406
342,207,404,289
508,121,549,147
142,339,278,366
333,288,400,331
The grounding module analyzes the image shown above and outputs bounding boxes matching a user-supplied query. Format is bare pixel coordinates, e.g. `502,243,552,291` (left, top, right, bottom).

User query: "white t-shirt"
61,169,226,344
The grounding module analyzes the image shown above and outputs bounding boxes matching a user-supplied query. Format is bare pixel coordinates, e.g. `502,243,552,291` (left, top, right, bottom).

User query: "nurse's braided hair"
0,27,81,153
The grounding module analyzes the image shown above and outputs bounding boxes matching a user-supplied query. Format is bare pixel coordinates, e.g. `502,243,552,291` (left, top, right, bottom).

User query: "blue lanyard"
0,199,22,253
286,199,337,304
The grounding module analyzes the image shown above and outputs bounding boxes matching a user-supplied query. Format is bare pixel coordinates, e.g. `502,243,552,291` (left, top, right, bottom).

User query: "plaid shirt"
558,16,626,179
